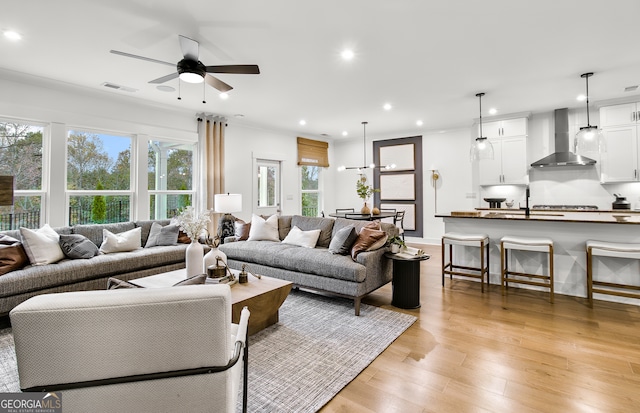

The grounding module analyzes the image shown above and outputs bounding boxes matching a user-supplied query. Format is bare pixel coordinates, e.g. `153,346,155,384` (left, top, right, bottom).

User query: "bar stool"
586,240,640,307
442,232,490,292
500,235,554,303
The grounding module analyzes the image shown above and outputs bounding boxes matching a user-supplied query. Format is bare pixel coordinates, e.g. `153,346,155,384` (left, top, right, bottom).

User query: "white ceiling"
2,0,640,140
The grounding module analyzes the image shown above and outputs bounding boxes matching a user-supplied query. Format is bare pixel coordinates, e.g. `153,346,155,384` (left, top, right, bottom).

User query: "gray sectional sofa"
0,220,190,316
219,215,399,315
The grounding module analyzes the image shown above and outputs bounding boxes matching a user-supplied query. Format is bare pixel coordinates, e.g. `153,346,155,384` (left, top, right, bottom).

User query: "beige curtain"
198,115,226,234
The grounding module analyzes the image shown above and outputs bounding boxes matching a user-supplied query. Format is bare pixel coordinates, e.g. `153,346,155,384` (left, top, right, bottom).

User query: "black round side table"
385,252,430,309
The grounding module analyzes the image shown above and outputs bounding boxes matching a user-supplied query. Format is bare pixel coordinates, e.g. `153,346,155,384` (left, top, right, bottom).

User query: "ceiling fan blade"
205,74,233,92
110,50,175,67
179,35,199,61
149,72,179,84
205,65,260,74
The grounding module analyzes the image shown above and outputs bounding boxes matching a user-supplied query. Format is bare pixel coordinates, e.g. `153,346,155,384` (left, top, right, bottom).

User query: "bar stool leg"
486,240,490,287
480,240,485,293
441,238,446,287
549,244,554,303
586,247,593,307
500,241,507,295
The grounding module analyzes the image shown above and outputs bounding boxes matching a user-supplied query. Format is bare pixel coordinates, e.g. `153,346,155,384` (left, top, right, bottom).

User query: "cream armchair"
9,285,249,413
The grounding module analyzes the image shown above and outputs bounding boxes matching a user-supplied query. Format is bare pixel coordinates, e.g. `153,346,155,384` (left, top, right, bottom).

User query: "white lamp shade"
214,193,242,213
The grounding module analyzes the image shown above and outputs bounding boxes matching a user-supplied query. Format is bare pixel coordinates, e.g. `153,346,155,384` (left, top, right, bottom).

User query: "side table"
385,252,430,309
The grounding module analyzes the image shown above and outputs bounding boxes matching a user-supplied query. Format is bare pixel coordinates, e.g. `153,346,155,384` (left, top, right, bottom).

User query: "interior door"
254,159,282,216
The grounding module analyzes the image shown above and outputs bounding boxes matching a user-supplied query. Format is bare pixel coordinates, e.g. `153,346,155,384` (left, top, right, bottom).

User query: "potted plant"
356,175,379,214
387,236,405,253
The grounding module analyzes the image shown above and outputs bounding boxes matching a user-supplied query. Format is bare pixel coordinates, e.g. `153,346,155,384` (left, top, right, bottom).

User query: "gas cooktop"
532,205,599,211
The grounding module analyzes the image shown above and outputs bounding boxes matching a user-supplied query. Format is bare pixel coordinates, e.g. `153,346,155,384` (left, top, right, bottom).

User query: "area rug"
0,290,416,412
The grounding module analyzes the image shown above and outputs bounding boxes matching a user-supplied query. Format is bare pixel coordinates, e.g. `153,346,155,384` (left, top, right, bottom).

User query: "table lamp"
214,193,242,242
0,176,14,207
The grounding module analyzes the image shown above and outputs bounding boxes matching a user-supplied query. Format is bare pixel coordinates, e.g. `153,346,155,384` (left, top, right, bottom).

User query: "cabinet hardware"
634,112,637,122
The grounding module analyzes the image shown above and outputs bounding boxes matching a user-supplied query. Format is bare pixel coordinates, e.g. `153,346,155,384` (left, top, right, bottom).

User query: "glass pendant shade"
574,126,604,153
470,137,495,161
470,92,494,161
574,72,605,154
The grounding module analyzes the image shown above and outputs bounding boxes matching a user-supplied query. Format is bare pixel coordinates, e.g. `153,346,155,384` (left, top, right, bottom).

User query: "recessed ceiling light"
342,131,348,136
299,120,307,126
3,30,21,41
488,108,497,115
416,120,424,126
219,92,229,100
383,103,392,111
576,94,586,101
341,49,354,60
156,85,175,92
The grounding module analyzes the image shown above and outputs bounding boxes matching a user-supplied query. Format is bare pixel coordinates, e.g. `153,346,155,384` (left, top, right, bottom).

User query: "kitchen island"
437,209,640,305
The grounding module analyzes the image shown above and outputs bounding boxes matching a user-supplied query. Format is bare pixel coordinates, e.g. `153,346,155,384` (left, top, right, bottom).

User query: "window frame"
300,165,323,217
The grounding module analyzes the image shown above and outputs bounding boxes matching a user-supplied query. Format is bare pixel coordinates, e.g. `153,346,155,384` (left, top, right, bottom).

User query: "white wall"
224,121,332,221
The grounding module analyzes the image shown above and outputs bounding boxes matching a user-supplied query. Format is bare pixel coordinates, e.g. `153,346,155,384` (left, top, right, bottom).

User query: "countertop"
436,209,640,224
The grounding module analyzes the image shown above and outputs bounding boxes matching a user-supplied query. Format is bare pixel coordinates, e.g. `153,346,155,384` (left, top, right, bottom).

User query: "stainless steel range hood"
530,108,596,167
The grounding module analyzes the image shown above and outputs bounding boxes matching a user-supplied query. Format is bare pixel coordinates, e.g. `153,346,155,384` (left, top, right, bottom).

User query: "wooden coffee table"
130,269,292,335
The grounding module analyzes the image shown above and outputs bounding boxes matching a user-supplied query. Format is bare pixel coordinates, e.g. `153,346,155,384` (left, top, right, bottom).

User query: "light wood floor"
320,244,640,413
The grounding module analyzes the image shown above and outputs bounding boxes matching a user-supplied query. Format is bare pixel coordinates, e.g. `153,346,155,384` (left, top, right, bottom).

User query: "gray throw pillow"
59,234,99,259
328,225,358,255
106,277,141,289
145,223,179,248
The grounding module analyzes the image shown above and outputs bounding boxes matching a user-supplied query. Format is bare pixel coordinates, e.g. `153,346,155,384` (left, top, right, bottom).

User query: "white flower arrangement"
174,206,212,241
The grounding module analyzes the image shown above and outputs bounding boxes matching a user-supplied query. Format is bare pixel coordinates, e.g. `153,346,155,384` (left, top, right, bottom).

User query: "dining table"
328,211,396,221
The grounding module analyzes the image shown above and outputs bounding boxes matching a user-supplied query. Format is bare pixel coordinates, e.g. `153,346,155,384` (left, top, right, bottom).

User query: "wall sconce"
429,166,439,213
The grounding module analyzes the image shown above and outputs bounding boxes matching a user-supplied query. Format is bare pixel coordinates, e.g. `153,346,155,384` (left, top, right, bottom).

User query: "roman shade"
297,137,329,167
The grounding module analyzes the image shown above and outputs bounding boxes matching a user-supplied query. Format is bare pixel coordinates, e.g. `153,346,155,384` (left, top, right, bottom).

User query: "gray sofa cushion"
291,216,335,248
145,223,179,247
0,245,187,299
220,240,366,283
332,218,398,239
73,222,136,247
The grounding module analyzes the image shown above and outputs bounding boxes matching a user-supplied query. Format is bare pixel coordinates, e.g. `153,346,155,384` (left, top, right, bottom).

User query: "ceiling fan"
110,35,260,93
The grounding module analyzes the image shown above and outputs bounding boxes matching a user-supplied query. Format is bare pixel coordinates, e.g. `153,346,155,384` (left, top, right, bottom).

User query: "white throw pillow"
247,214,280,242
282,225,321,248
99,227,142,254
20,224,66,265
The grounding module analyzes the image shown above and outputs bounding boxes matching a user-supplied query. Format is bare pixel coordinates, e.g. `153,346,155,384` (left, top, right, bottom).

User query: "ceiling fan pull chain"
177,79,182,100
202,82,206,104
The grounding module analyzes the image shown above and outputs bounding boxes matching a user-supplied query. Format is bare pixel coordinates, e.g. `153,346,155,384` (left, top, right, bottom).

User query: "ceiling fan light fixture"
179,72,204,83
470,92,495,161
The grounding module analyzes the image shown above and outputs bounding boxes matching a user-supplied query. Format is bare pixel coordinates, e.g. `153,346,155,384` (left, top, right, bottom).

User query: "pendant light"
470,92,494,161
574,72,604,154
337,122,396,171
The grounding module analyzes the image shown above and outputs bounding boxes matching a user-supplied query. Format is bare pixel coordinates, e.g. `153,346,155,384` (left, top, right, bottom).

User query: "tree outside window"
301,166,321,217
66,130,132,225
148,141,194,219
0,121,44,229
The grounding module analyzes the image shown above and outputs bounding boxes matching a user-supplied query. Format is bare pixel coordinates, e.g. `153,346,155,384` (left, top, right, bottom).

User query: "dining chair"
379,208,396,224
395,210,406,239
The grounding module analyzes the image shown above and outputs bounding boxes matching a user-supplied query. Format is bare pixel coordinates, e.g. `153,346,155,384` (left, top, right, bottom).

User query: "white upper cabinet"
600,103,640,127
599,103,640,183
478,117,528,185
480,118,528,139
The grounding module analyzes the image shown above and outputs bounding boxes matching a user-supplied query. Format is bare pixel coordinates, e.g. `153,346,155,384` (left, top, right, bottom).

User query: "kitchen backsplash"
481,166,640,210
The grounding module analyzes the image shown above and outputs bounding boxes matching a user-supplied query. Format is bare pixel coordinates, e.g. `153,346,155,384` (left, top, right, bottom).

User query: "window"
66,129,132,225
301,165,321,217
148,140,195,219
0,120,44,229
257,160,280,209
